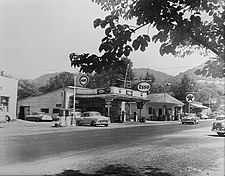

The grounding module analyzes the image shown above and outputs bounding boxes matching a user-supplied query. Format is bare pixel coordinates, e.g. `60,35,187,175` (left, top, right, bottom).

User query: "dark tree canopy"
70,0,224,78
38,72,74,93
18,79,40,99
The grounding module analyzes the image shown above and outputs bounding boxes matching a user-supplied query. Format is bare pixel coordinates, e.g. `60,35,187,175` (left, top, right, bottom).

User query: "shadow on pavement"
47,164,173,176
208,134,225,137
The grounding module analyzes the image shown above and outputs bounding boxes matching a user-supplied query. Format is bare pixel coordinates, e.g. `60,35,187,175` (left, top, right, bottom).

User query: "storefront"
69,86,148,122
141,93,184,121
17,86,147,122
0,76,18,120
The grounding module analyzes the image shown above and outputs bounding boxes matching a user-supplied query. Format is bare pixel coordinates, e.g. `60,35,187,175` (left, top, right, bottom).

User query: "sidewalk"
0,119,180,137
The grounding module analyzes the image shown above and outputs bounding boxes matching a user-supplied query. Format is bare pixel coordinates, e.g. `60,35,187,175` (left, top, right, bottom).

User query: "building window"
148,107,155,114
0,96,9,112
56,104,62,107
53,108,60,113
41,108,49,113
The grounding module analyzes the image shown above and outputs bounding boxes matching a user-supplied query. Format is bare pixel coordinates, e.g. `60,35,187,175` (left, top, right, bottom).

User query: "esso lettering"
137,82,151,92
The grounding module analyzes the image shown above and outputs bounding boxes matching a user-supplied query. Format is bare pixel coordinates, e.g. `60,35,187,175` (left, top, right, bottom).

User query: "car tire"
217,132,225,136
105,124,108,127
76,121,82,126
91,121,96,126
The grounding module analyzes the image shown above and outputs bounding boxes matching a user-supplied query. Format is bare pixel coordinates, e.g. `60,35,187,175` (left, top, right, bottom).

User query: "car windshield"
32,112,45,115
82,112,101,117
185,113,196,117
90,112,101,116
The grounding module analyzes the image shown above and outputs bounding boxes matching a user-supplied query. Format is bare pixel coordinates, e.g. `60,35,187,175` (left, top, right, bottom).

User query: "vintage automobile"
181,113,199,125
212,115,225,136
208,111,223,119
197,112,209,119
0,115,7,124
76,111,110,127
215,114,225,121
26,112,52,122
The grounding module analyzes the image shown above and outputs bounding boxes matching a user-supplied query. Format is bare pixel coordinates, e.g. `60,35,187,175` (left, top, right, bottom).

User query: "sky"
0,0,211,80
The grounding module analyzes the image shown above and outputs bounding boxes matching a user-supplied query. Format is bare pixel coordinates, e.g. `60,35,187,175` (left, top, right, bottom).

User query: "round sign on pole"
137,82,151,92
79,75,89,86
186,93,195,103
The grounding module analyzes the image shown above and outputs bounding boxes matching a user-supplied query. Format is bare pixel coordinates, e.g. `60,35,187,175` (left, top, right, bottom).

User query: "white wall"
0,76,18,119
18,89,63,115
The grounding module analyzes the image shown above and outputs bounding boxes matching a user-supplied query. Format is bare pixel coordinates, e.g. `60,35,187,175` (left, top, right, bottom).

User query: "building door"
19,106,30,120
158,108,163,117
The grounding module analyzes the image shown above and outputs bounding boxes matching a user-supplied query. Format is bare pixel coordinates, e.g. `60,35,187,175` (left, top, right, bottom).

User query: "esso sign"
137,82,151,92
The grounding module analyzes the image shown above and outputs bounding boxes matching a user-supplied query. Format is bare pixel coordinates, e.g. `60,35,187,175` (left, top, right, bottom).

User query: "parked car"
76,111,110,127
212,115,225,136
26,112,52,122
197,112,209,119
208,111,223,119
0,114,7,123
215,114,225,121
181,113,199,125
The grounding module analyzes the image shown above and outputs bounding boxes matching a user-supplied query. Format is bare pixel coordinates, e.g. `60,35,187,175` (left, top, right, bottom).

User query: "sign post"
186,93,195,113
137,82,151,122
73,69,77,126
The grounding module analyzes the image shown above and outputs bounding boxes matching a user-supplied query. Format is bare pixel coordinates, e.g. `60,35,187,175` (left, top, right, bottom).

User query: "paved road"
0,120,224,176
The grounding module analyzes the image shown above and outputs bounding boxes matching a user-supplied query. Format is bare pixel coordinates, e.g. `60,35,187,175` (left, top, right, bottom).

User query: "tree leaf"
93,18,101,28
132,39,141,50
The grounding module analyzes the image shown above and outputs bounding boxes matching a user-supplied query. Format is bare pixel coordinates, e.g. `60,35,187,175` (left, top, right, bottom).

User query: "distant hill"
31,65,223,88
132,68,174,84
32,72,60,87
171,64,224,85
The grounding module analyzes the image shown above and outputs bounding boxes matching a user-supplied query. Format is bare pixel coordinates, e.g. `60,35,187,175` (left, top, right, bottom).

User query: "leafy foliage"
170,75,197,101
38,72,74,93
18,79,40,99
70,0,224,78
194,82,223,111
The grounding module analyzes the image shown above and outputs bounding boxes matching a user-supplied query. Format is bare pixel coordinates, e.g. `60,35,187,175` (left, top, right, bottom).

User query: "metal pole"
73,69,76,125
188,102,190,113
124,64,129,88
208,92,210,109
129,99,131,121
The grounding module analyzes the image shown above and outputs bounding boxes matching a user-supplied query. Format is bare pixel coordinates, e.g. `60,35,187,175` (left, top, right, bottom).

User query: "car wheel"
91,121,96,126
217,132,225,136
105,124,108,127
182,122,184,124
76,121,82,126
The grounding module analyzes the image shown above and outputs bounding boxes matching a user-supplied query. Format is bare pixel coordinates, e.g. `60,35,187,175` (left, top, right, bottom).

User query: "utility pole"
208,92,211,109
124,63,129,88
73,68,77,126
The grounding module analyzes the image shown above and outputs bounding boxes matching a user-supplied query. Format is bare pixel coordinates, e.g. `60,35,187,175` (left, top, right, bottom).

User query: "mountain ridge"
31,65,223,87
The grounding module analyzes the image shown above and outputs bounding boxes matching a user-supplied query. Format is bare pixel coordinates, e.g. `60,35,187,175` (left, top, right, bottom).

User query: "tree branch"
185,29,224,62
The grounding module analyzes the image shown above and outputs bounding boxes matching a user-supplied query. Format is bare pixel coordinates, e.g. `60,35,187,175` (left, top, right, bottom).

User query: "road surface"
0,120,224,176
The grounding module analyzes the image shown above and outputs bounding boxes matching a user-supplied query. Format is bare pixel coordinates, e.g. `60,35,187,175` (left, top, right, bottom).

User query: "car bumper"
42,118,53,121
96,121,109,125
181,120,198,123
212,128,225,134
